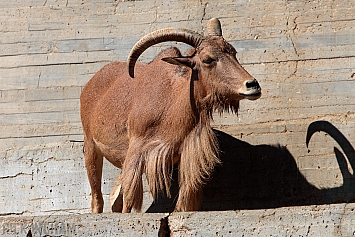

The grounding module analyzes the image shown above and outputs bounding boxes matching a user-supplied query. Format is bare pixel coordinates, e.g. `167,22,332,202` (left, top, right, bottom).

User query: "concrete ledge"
169,203,355,236
0,213,169,237
1,203,355,236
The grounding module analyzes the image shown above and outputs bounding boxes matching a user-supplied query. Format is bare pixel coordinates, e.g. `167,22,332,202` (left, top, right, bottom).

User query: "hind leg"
84,137,104,213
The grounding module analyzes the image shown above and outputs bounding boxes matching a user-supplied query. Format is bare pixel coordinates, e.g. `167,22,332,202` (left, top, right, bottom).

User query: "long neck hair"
143,65,239,208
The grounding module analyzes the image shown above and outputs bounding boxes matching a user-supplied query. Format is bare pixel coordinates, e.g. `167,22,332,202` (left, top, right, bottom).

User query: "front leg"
121,141,144,213
175,185,203,212
121,165,144,213
110,175,123,212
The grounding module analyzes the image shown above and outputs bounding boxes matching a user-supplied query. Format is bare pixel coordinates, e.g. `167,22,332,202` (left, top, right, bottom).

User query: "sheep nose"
245,79,261,91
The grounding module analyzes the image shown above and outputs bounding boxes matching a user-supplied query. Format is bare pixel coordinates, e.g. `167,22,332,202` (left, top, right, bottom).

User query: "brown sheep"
80,18,261,213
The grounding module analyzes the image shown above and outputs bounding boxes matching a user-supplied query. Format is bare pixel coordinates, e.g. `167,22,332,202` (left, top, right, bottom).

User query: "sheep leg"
175,186,203,212
121,167,144,213
84,138,104,213
121,167,143,213
110,175,123,212
121,142,144,213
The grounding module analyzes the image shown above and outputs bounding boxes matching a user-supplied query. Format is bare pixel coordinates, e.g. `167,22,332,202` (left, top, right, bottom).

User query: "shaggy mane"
141,114,221,212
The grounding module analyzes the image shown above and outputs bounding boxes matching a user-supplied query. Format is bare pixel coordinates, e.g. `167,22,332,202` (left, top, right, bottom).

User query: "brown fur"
80,36,261,213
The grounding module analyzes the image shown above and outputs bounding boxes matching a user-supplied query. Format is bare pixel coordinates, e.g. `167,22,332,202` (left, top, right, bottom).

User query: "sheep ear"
161,57,194,68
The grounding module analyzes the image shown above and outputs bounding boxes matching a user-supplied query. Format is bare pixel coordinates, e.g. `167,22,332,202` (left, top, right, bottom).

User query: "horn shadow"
147,122,355,212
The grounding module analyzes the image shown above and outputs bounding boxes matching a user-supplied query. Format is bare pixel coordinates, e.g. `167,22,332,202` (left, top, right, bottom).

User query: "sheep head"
127,18,261,112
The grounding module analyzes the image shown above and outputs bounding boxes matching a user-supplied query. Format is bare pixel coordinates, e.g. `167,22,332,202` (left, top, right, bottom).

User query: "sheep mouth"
240,91,262,100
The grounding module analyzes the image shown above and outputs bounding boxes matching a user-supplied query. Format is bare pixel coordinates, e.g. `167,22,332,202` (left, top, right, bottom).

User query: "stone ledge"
1,203,355,236
0,212,168,237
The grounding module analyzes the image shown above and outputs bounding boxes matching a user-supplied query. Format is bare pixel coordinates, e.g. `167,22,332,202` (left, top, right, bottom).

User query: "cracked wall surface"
1,0,355,218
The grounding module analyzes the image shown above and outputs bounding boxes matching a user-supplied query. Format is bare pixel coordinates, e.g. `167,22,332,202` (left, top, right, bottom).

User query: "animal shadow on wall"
147,120,355,212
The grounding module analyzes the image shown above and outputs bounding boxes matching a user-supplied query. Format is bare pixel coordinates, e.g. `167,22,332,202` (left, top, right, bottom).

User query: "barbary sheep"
80,18,261,213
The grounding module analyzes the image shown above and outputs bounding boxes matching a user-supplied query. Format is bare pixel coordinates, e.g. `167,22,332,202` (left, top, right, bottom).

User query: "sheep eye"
203,58,215,64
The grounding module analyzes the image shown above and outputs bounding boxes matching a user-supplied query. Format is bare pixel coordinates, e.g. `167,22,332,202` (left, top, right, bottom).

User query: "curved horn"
207,18,222,36
127,28,203,78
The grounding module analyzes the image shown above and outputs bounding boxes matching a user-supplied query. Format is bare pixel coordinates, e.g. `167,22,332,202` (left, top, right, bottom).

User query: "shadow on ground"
147,120,355,212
